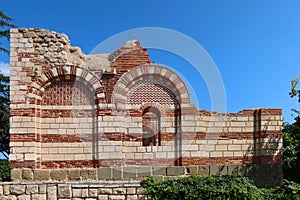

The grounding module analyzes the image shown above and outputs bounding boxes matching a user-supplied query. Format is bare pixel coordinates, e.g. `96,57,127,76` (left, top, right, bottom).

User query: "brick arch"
112,65,190,105
142,106,161,146
140,103,166,116
29,66,105,103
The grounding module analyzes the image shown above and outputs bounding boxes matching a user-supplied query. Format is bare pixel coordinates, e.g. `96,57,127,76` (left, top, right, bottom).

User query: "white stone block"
9,154,17,161
10,142,24,147
25,153,36,160
42,155,53,161
134,153,143,159
53,154,65,160
103,146,115,152
210,151,222,157
190,151,201,157
49,148,59,154
167,152,176,159
228,145,244,153
23,142,35,147
125,153,135,159
74,154,86,160
128,128,142,134
155,152,166,159
143,153,154,159
181,126,195,132
110,152,123,159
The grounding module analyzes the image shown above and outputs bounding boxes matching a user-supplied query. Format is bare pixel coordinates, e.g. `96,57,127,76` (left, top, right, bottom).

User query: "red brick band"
11,108,203,117
10,155,282,169
10,108,36,117
10,161,36,169
10,131,282,143
40,109,96,118
181,155,282,166
10,134,36,142
11,107,282,118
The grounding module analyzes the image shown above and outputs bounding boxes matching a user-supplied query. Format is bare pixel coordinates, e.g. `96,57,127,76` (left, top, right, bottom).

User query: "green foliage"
283,116,300,166
142,175,263,200
0,159,10,181
0,10,14,53
289,76,300,115
290,76,300,103
282,116,300,182
0,8,13,160
283,76,300,182
264,180,300,200
0,73,10,159
142,175,300,199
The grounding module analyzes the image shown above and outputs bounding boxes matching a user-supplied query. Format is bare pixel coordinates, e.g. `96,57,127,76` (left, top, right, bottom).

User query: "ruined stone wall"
9,28,282,187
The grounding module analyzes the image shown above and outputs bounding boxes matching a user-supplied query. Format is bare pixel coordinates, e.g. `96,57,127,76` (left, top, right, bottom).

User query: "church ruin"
9,28,282,189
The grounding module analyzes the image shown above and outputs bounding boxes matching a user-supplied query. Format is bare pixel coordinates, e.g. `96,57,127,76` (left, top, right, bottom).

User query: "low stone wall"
0,180,144,200
10,164,282,188
1,163,282,199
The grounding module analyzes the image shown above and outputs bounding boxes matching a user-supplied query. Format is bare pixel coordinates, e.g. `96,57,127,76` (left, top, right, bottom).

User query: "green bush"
0,159,10,181
142,175,263,200
283,116,300,182
264,180,300,200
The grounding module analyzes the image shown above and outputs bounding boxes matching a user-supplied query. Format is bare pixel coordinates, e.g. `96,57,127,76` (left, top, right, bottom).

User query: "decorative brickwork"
9,28,283,187
41,81,95,106
112,65,190,105
127,81,177,105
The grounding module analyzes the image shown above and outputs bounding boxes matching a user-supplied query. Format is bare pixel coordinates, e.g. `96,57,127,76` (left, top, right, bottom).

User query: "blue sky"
1,0,300,123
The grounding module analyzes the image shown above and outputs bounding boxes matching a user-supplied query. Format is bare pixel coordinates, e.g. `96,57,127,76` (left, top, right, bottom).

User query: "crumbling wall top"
11,28,86,68
11,28,146,72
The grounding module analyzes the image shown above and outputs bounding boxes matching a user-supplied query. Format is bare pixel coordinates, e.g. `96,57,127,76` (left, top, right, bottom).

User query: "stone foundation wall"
2,163,282,199
1,163,282,199
0,180,145,200
10,164,281,188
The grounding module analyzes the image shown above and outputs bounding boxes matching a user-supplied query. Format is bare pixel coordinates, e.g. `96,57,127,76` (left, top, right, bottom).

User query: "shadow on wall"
208,110,282,188
251,109,282,188
242,137,282,189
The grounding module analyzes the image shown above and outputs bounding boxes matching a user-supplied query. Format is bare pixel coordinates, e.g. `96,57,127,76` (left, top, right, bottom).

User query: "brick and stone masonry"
7,28,282,191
